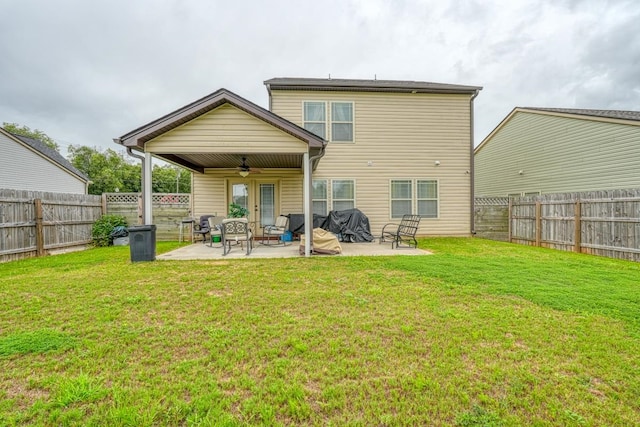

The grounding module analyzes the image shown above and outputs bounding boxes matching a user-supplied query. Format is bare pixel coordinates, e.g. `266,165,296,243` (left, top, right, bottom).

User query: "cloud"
0,0,638,153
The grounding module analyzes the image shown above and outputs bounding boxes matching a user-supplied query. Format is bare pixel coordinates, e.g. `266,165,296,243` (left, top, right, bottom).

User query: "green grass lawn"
0,238,638,426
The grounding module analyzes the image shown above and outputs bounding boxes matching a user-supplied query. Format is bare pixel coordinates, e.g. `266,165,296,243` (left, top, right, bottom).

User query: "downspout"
113,138,146,224
126,147,146,225
469,89,480,235
304,143,327,257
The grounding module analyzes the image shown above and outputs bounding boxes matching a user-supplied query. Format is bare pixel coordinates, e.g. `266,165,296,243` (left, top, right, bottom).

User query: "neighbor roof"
6,131,89,182
475,106,640,154
522,107,640,122
265,77,482,95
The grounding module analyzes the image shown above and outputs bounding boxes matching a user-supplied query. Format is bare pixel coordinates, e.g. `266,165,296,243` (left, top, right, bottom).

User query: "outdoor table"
179,218,195,243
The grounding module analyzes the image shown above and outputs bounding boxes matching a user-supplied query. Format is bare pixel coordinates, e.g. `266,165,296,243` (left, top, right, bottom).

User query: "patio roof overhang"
113,87,327,257
113,88,326,174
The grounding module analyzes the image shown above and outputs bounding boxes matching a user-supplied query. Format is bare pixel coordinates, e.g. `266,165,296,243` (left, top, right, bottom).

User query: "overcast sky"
1,0,638,157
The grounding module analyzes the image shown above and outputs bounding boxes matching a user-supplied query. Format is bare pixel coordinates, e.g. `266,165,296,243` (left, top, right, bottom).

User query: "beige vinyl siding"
272,90,473,236
475,112,640,196
191,170,304,218
146,104,307,154
280,176,304,213
192,172,227,217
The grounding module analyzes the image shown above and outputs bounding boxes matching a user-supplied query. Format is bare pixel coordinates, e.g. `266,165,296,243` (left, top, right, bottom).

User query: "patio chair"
208,216,225,247
261,215,290,246
221,218,253,255
380,214,421,249
193,215,214,244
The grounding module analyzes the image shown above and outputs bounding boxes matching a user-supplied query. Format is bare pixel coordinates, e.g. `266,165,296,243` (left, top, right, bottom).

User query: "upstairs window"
303,102,326,139
331,102,354,142
303,101,354,142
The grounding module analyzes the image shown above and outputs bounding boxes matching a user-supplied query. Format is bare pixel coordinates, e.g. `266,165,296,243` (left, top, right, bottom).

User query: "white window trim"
330,178,356,211
329,101,355,144
303,101,327,140
302,101,355,143
417,179,439,219
389,179,413,220
312,179,328,215
388,178,439,220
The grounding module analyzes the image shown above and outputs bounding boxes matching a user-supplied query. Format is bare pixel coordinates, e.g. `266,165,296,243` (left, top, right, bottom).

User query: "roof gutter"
469,89,480,235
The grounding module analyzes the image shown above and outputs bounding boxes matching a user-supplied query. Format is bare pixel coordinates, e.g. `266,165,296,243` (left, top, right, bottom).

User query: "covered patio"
157,240,431,260
114,88,327,257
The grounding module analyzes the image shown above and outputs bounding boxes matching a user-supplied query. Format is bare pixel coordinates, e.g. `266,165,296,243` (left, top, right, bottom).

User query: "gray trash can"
128,225,156,262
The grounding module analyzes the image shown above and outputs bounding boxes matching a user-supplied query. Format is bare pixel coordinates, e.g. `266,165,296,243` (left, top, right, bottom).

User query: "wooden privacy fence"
474,188,640,262
0,189,103,263
474,197,509,241
103,193,191,241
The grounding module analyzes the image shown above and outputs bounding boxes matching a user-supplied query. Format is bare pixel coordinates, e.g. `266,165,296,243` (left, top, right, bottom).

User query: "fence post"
101,193,107,215
508,198,513,243
574,200,581,253
535,201,542,247
34,198,44,256
137,194,143,225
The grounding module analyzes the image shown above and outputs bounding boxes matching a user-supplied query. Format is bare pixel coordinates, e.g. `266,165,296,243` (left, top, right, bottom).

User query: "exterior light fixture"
239,170,249,178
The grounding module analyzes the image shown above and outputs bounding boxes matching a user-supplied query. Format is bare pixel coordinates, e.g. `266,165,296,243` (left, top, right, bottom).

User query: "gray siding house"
474,108,640,197
0,127,89,194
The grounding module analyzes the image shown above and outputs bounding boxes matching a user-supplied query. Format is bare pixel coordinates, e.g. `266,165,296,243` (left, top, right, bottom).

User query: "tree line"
4,122,191,196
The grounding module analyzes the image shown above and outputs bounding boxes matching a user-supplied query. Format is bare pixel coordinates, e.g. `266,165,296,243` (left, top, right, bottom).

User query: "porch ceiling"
155,152,305,172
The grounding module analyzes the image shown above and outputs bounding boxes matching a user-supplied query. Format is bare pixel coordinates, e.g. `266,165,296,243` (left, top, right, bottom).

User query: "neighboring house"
0,127,89,194
115,77,481,249
474,108,640,197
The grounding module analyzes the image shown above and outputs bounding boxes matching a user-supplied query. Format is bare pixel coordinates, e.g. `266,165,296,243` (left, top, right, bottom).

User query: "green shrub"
92,214,128,247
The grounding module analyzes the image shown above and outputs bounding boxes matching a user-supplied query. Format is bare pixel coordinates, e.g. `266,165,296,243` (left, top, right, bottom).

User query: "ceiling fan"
236,156,261,177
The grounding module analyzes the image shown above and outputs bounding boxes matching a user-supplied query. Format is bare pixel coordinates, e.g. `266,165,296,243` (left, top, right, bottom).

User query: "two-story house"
115,77,481,252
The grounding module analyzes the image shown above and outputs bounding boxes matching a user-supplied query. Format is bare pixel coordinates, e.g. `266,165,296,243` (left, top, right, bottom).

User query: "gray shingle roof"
265,77,482,94
522,107,640,122
9,132,89,181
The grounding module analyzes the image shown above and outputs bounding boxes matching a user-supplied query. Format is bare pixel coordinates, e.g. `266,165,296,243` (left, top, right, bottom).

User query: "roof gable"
522,107,640,122
475,107,640,154
0,128,88,182
115,88,326,151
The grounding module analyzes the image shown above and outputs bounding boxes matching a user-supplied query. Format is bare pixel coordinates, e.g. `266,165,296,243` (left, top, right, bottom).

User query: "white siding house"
0,127,89,194
475,108,640,197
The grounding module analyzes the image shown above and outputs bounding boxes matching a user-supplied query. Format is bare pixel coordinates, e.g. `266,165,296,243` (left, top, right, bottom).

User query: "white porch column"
143,152,153,225
303,152,311,257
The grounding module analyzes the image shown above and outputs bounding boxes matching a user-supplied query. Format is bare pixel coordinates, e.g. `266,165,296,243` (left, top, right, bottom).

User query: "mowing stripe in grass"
0,330,77,357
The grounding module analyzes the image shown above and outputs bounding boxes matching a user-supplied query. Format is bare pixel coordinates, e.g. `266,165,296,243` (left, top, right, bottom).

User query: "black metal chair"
380,214,421,249
192,215,214,244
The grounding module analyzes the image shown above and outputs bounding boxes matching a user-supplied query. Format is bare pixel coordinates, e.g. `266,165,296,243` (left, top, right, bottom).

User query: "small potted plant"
228,203,249,218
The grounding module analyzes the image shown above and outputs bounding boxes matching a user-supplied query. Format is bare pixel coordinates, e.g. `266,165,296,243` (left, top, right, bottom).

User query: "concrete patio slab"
157,240,430,260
